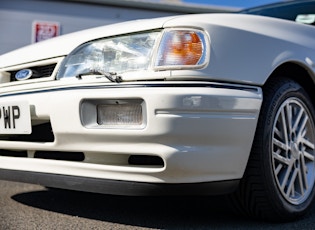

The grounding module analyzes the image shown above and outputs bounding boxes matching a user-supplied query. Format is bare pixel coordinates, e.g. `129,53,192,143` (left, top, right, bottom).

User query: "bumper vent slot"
0,150,84,162
128,155,164,166
0,122,54,142
0,150,27,157
34,151,85,161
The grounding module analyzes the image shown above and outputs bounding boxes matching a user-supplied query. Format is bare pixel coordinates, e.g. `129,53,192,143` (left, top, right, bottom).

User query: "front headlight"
57,29,209,80
57,31,161,79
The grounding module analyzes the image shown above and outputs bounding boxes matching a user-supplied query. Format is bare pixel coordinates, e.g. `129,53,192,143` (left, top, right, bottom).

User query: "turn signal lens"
155,30,208,68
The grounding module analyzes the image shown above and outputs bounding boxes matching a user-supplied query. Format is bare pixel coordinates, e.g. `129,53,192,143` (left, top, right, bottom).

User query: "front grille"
9,64,56,82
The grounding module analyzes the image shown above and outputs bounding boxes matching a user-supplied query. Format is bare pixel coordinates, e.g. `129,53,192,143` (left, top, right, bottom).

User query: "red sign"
32,21,60,43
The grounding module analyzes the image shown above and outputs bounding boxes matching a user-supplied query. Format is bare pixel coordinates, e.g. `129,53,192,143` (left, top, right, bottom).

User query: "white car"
1,0,315,222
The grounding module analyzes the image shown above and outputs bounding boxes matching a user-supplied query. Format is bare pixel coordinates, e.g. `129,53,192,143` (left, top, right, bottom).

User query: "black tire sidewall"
260,78,315,217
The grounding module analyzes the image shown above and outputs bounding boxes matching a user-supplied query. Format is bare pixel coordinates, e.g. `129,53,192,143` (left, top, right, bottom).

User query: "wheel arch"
233,62,315,221
265,62,315,103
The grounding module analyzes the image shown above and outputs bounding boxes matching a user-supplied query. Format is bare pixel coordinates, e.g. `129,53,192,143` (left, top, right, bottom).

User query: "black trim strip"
0,82,259,98
0,168,239,196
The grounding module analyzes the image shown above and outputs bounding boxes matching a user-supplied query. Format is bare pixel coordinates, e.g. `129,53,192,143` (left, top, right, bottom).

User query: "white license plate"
0,101,32,134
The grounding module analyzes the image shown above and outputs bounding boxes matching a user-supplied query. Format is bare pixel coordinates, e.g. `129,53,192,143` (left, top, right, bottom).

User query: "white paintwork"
0,12,314,194
0,81,262,184
1,13,315,85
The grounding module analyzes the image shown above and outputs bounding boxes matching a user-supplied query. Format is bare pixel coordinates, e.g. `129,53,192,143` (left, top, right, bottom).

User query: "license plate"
0,101,32,134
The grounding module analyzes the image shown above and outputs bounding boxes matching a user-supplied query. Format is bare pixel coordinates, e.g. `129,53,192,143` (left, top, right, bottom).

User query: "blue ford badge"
15,69,33,81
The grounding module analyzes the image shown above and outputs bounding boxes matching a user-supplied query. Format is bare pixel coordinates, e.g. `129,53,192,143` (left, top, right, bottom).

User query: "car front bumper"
0,81,262,195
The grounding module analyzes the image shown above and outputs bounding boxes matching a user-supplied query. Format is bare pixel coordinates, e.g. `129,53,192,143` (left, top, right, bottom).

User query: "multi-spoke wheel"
272,98,315,205
233,77,315,222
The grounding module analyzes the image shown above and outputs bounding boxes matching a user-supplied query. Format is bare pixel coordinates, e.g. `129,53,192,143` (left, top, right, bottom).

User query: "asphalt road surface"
0,180,314,229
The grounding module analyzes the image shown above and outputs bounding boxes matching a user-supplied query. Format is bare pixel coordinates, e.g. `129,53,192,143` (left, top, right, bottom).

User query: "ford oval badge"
15,69,33,81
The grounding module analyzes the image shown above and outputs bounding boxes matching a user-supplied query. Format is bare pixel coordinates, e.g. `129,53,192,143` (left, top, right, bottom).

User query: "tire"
233,77,315,222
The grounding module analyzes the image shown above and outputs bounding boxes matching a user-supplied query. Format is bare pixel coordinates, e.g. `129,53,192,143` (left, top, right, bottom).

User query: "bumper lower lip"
0,168,239,196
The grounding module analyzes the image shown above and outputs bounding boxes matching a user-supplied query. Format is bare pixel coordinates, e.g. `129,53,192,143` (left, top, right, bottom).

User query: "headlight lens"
57,29,208,79
57,31,161,79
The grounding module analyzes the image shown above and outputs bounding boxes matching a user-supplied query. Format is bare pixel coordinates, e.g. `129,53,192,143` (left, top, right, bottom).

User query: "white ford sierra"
1,0,315,222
